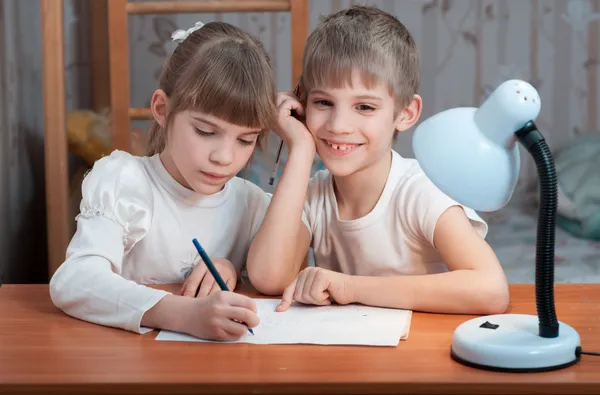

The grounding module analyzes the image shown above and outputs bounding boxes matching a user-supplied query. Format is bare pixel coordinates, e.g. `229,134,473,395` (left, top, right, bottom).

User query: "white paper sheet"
155,299,412,346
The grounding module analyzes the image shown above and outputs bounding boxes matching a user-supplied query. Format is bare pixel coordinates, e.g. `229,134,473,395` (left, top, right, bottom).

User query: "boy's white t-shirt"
301,150,488,276
49,150,270,334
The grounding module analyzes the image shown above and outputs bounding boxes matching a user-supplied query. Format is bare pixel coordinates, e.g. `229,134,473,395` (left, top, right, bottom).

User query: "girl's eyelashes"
238,138,256,146
194,128,214,137
196,127,256,147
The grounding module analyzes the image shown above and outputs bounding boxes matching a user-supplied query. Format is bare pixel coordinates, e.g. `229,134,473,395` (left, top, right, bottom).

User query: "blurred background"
1,0,599,285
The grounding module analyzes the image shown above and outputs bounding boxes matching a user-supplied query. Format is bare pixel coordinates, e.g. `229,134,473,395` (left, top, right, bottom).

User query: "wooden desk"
0,284,599,394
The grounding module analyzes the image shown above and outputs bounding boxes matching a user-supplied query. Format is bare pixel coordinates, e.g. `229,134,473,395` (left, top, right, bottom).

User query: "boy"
247,5,509,315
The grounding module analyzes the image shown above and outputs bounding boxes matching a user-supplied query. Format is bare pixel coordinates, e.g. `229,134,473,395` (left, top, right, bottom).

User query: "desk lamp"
412,79,581,372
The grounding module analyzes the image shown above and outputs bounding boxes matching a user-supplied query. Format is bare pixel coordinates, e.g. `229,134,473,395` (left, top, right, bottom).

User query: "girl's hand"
276,91,316,156
181,258,237,297
276,267,356,312
183,292,259,341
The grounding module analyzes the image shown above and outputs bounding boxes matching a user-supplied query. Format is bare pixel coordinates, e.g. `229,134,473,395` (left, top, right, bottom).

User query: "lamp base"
450,314,581,372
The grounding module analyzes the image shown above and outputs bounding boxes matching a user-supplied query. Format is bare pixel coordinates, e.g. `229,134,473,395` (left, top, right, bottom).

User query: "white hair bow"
171,21,204,44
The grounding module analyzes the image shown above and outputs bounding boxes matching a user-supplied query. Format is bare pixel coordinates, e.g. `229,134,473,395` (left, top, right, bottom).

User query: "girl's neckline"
148,154,231,208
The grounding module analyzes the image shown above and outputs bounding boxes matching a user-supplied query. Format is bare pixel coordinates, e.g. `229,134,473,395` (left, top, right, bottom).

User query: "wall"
0,0,88,283
126,0,600,194
1,0,599,283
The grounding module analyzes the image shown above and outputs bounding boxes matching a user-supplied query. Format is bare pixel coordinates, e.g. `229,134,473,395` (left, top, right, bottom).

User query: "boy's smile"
322,139,364,156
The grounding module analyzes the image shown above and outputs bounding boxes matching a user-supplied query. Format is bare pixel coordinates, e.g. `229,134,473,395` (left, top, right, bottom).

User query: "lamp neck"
473,79,541,148
514,121,559,338
515,121,543,149
474,96,524,148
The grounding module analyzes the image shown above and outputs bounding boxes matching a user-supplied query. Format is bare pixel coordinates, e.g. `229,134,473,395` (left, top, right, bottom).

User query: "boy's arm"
247,91,315,296
349,206,509,314
247,148,313,295
277,206,509,315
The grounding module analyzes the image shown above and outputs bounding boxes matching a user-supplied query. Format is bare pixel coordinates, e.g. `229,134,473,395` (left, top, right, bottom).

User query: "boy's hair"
300,5,419,111
147,21,277,155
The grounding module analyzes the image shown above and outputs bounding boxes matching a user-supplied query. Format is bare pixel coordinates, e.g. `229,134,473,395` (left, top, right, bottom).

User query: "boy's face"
305,71,420,178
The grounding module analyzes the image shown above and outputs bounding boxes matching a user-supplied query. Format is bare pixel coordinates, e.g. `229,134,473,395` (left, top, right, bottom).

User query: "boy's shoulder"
384,150,463,219
389,150,442,193
363,150,425,201
301,150,448,207
303,151,425,204
309,167,332,184
391,150,422,177
306,168,333,200
390,150,487,234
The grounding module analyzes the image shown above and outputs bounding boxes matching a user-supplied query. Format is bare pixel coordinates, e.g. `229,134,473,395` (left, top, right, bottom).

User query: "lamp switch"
479,321,499,330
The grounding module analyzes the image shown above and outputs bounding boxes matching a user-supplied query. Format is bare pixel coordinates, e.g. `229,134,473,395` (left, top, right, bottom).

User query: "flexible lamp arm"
514,121,558,338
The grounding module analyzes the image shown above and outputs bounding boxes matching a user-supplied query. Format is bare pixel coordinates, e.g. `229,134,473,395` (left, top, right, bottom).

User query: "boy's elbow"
247,270,285,296
476,278,510,315
245,254,276,295
254,282,284,297
246,252,292,296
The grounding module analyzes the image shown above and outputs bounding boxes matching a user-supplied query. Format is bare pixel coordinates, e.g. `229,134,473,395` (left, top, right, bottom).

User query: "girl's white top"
50,150,270,334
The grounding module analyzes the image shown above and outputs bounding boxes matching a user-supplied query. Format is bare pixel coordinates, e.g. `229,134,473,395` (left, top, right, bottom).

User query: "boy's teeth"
328,142,354,150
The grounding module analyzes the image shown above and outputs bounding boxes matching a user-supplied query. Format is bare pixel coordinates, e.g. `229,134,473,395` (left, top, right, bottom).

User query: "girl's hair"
147,21,278,155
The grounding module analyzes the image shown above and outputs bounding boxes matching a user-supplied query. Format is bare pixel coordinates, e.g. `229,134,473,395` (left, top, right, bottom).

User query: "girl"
247,6,509,315
50,21,277,341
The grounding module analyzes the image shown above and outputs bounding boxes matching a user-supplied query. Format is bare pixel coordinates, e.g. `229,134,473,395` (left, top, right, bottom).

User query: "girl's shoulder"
82,150,152,194
78,150,155,231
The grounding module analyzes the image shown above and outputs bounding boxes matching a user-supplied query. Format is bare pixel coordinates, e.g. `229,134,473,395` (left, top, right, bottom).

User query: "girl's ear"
394,94,422,132
151,89,169,127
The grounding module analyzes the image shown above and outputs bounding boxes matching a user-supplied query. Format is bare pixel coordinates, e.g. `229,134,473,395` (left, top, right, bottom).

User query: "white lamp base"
451,314,581,372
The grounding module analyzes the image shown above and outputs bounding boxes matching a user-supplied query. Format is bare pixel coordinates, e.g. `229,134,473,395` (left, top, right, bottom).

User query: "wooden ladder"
41,0,309,278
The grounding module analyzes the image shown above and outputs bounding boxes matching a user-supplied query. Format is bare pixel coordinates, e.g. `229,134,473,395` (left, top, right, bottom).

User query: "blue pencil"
192,238,254,335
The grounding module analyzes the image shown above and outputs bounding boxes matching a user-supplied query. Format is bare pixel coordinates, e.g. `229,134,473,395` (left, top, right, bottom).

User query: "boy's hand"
276,91,316,155
183,292,259,341
181,258,238,297
276,267,356,311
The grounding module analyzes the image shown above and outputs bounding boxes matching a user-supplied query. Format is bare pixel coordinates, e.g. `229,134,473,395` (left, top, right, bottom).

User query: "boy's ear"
293,82,301,97
294,80,308,104
395,94,422,132
291,82,306,123
151,89,170,127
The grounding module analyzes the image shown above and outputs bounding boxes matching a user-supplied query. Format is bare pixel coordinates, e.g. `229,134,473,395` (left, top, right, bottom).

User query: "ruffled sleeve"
76,150,153,251
49,150,170,334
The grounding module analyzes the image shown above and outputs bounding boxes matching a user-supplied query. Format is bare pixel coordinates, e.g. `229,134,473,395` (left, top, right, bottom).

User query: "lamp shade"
412,80,541,212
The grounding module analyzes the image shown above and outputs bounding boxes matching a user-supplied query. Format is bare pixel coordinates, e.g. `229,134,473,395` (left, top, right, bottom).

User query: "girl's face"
162,110,261,195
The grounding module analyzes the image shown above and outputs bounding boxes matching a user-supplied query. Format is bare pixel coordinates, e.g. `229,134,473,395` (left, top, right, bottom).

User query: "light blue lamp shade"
412,79,541,212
